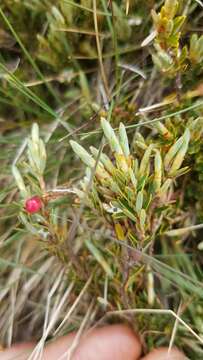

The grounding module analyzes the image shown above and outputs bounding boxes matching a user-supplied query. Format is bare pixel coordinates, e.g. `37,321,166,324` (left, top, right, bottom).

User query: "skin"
0,325,186,360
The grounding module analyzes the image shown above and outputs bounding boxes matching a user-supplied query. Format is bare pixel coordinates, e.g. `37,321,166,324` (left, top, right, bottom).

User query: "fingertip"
44,324,141,360
141,347,187,360
73,324,142,360
0,342,34,360
43,333,75,360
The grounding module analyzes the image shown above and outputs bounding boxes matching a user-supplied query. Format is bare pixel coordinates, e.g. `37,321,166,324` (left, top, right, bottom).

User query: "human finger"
0,342,34,360
141,347,187,360
43,324,141,360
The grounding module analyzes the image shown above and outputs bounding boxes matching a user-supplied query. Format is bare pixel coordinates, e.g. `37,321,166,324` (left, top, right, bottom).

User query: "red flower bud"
25,196,42,214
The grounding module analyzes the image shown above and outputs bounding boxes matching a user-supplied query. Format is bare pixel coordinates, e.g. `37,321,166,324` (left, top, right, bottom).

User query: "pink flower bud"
25,196,42,214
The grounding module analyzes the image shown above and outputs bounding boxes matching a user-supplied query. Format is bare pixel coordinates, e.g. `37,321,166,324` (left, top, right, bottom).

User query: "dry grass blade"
93,0,110,99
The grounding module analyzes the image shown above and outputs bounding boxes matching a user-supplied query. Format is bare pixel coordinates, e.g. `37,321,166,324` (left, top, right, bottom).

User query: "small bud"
25,196,42,214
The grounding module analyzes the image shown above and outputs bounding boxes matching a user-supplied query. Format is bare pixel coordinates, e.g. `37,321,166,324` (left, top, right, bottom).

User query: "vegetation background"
0,1,203,359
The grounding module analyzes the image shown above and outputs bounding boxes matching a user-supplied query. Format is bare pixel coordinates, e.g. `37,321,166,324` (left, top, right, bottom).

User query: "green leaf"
172,16,186,34
85,239,113,277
